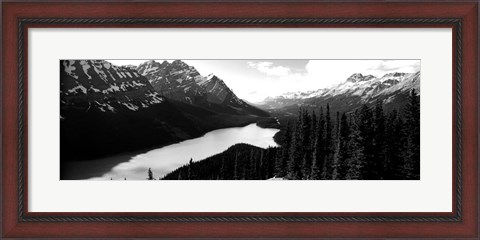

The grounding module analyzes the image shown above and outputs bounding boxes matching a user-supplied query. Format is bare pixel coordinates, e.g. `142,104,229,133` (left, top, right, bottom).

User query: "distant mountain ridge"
259,71,420,111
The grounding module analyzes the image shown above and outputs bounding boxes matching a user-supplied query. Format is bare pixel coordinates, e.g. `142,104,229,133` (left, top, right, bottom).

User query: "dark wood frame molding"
2,1,478,238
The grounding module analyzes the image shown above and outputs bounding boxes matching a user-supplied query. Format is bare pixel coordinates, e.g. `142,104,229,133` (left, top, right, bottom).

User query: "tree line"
275,89,420,180
160,89,420,180
162,144,278,180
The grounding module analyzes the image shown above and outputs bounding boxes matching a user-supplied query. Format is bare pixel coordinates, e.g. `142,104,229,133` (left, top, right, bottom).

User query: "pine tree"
288,110,304,179
187,158,193,179
301,109,313,179
251,150,258,179
373,99,386,179
219,157,226,180
258,150,264,179
332,112,341,179
147,168,154,180
359,104,375,179
345,112,364,179
324,104,333,179
274,150,282,178
233,152,240,180
311,111,317,140
404,89,420,179
385,110,405,179
265,147,276,179
311,107,325,179
334,112,350,179
242,150,253,179
276,122,292,177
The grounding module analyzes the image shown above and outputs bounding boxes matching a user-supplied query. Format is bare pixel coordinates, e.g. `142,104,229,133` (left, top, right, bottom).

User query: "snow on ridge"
62,60,78,79
262,71,420,103
79,60,92,79
207,73,215,79
146,92,164,104
102,85,120,94
194,75,209,86
89,86,101,93
145,66,159,73
116,71,124,79
120,71,127,78
67,85,87,94
375,72,420,96
94,101,115,112
93,65,109,83
132,81,146,87
122,102,139,111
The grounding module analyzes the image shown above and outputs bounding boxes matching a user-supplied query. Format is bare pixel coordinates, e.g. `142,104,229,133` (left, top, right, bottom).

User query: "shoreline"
61,149,145,180
61,120,280,180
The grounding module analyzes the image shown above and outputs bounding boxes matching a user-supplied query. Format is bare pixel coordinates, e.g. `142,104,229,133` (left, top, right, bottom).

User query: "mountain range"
136,60,267,116
60,60,269,165
257,71,420,117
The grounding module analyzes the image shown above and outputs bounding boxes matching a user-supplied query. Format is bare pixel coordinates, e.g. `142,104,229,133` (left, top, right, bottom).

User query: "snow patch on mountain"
61,60,166,113
67,85,87,94
122,102,139,111
95,101,116,112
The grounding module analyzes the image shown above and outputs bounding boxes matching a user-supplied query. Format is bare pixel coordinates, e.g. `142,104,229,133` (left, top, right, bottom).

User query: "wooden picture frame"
2,1,478,238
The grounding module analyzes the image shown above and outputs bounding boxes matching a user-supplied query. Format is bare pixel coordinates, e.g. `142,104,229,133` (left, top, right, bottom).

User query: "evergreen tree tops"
279,90,420,180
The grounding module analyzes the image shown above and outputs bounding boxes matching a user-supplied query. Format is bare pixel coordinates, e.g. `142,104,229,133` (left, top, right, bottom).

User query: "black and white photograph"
60,59,420,180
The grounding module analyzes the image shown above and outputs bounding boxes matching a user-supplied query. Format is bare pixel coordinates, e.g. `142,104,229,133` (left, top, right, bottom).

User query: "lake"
88,123,279,180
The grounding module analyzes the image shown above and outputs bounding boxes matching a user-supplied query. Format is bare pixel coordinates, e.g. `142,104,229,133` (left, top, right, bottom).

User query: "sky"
107,59,420,103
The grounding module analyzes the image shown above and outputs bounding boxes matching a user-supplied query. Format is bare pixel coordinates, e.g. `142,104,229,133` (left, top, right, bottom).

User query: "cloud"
367,60,420,73
247,61,292,77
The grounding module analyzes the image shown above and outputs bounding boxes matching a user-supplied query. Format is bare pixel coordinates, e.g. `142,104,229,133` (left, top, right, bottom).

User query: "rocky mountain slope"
136,60,268,117
61,60,164,113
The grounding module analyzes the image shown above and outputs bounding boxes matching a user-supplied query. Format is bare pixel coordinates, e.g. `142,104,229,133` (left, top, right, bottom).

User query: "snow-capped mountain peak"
381,72,406,78
346,73,376,83
346,73,364,83
198,74,239,103
171,59,188,67
258,71,420,110
134,60,266,116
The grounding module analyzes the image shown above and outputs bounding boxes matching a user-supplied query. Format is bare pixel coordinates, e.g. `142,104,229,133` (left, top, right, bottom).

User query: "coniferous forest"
162,89,420,180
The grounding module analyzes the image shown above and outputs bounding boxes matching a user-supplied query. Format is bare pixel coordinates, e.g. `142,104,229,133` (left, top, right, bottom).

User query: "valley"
60,59,420,180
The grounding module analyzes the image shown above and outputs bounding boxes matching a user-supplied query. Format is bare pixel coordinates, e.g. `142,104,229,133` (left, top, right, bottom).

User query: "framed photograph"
2,1,478,238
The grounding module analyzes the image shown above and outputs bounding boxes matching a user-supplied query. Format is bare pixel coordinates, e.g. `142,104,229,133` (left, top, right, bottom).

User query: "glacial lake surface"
89,123,279,180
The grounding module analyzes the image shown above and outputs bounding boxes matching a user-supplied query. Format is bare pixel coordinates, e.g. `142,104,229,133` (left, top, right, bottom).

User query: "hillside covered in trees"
162,89,420,180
